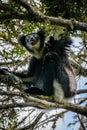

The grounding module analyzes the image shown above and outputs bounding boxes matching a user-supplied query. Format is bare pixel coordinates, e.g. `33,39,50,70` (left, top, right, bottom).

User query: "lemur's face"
25,33,40,50
18,30,45,59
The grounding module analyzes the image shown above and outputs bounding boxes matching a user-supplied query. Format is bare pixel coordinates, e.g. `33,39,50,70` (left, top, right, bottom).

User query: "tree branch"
0,0,87,32
17,112,44,130
77,89,87,95
0,3,17,13
0,90,87,117
71,60,87,77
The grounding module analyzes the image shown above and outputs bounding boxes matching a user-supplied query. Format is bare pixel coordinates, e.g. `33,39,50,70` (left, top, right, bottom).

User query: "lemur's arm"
0,68,34,84
0,57,38,84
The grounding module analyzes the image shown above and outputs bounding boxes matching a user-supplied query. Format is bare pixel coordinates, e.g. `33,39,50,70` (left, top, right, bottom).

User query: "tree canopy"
40,0,87,21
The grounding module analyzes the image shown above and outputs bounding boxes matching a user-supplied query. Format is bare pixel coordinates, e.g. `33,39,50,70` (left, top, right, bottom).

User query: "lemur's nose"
31,37,34,40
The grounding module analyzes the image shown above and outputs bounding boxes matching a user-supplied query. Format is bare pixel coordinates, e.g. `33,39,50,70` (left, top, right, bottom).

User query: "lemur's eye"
25,33,40,45
33,34,39,40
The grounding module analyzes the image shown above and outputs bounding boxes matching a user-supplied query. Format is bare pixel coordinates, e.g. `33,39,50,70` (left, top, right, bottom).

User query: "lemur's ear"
48,36,55,45
18,34,26,46
37,30,46,41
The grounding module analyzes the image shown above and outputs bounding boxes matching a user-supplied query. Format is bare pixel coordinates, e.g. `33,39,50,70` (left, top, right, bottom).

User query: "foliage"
40,0,87,22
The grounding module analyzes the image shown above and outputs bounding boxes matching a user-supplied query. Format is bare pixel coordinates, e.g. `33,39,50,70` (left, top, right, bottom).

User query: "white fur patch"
53,80,64,102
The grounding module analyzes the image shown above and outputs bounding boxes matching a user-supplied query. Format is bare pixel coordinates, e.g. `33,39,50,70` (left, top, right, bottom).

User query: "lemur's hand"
0,68,10,75
0,68,23,85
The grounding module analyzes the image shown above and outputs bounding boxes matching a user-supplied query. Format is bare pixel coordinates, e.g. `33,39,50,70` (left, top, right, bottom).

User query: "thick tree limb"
0,1,87,32
0,90,87,117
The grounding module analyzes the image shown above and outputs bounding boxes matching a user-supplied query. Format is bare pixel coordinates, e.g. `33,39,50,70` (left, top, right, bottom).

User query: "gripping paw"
0,68,9,75
0,68,22,84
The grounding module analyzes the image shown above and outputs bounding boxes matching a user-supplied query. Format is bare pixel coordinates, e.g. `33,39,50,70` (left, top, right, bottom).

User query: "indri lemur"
0,30,76,102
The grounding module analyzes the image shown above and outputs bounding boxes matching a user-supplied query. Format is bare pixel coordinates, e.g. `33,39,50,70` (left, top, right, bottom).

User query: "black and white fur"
0,30,76,102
